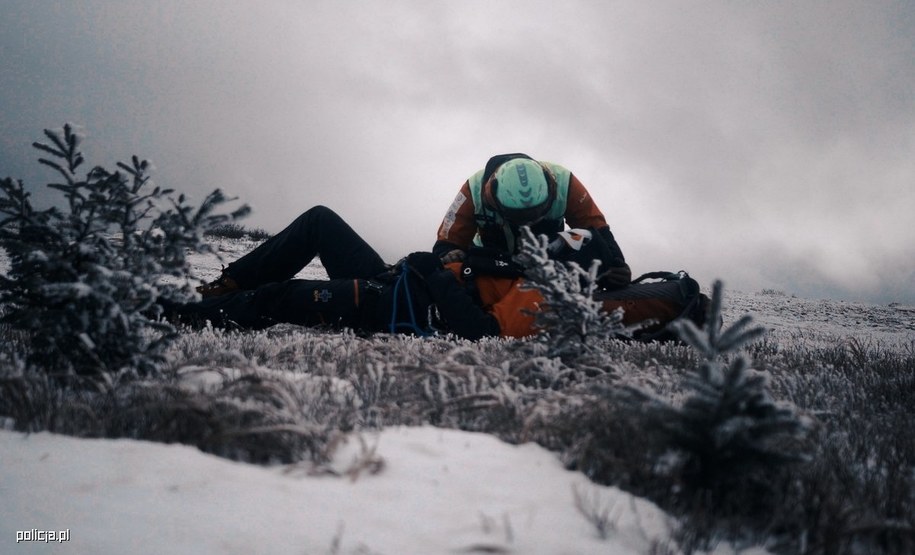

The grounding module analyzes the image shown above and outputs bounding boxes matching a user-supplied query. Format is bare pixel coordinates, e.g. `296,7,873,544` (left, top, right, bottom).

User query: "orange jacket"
444,262,543,338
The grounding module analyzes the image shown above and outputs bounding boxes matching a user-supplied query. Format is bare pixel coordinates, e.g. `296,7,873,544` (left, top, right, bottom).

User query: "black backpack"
460,247,712,342
595,271,711,342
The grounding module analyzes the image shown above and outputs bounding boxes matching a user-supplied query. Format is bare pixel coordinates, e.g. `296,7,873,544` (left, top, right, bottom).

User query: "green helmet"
488,159,555,224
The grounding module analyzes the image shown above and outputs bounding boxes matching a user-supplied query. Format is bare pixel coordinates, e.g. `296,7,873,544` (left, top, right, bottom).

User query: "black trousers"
225,205,388,287
175,206,393,331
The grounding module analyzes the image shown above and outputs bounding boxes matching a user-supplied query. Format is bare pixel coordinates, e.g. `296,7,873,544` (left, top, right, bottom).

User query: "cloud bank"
2,1,913,303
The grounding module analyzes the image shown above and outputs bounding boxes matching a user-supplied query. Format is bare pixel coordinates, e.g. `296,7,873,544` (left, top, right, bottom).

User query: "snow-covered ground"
2,426,685,555
722,288,914,350
1,238,912,554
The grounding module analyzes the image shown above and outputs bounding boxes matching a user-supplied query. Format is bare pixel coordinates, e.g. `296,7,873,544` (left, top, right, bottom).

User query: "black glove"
406,251,443,277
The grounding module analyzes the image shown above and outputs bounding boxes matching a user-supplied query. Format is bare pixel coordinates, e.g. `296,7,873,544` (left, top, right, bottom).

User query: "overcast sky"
2,1,913,304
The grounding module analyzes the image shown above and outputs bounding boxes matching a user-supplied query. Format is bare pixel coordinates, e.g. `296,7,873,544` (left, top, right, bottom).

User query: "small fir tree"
514,226,629,360
0,124,249,378
632,281,812,492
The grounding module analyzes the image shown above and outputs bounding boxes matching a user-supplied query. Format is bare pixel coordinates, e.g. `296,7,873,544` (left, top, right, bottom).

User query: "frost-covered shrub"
629,282,813,516
668,282,810,482
0,124,249,378
758,288,787,297
204,222,270,241
514,226,628,360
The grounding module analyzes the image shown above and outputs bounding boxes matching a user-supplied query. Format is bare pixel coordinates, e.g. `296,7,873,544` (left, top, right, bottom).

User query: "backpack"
594,271,711,342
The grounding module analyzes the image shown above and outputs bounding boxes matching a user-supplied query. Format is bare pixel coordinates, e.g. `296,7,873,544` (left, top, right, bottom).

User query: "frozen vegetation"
2,235,914,554
1,127,914,554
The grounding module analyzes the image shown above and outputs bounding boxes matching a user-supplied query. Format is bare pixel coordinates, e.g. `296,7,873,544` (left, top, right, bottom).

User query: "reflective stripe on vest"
467,162,571,251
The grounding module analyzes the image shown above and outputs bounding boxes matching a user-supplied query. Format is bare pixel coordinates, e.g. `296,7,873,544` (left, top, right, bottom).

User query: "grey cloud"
1,0,913,303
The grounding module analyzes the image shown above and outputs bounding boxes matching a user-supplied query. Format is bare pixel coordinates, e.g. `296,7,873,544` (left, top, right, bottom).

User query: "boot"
196,273,240,298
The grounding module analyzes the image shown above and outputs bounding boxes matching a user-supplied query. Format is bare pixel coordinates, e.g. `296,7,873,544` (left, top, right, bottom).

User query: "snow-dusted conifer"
0,124,249,379
514,226,628,360
639,281,812,489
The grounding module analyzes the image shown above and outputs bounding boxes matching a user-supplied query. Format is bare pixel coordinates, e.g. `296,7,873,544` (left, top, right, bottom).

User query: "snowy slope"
721,289,914,349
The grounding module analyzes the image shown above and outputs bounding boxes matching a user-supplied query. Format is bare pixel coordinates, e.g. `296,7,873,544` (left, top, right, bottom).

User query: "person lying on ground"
169,205,575,340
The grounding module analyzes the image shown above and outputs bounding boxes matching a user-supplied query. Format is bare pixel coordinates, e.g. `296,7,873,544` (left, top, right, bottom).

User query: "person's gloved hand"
599,265,633,289
406,251,444,277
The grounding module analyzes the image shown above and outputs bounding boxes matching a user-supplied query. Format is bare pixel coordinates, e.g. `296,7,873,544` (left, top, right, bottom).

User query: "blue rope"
389,261,429,336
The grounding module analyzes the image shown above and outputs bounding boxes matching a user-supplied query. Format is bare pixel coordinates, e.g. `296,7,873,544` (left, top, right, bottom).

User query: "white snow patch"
1,426,686,554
